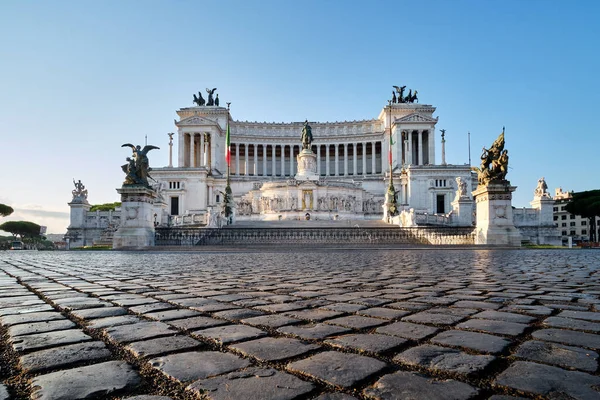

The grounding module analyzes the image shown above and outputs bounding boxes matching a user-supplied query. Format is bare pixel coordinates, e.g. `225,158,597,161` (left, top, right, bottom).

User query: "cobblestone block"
11,329,92,352
431,330,510,354
453,300,501,310
129,302,175,314
277,323,351,340
187,366,314,400
357,307,410,320
501,305,553,316
543,316,600,332
192,324,267,344
103,321,176,343
143,309,202,321
312,393,359,400
376,321,439,340
230,337,319,361
326,333,407,354
456,319,528,336
558,310,600,322
283,308,342,321
325,315,387,329
125,335,202,358
363,370,478,400
472,310,536,324
386,301,431,311
150,351,250,382
515,340,598,371
30,360,141,399
19,341,111,373
1,311,64,327
87,315,141,329
321,303,367,313
8,319,75,337
402,312,465,326
288,351,386,388
494,361,600,398
394,344,495,375
70,306,128,320
0,304,54,317
241,314,301,328
532,328,600,349
212,308,266,321
168,315,229,330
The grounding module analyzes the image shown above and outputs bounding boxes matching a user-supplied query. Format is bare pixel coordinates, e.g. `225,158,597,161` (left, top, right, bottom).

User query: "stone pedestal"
295,150,319,181
472,182,521,246
451,196,474,227
113,186,157,249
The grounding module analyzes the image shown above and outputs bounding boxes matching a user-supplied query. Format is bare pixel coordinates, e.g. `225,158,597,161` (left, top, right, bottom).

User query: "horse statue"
206,88,217,106
193,92,205,106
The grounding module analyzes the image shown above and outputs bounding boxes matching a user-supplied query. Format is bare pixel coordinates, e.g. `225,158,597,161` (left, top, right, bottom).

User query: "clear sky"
1,1,598,234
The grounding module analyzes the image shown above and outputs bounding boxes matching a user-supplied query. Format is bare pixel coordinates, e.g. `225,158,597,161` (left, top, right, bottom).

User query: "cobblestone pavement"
1,249,600,399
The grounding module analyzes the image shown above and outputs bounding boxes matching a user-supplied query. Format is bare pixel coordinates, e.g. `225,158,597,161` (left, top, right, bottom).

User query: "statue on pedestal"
206,88,217,106
193,92,205,106
71,179,89,202
534,177,549,197
474,129,509,185
455,177,468,199
121,144,160,187
301,120,313,150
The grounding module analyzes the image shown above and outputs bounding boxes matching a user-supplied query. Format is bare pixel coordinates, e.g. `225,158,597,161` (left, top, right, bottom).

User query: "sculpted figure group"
392,85,418,104
193,88,220,107
121,143,160,187
474,129,509,186
71,179,88,201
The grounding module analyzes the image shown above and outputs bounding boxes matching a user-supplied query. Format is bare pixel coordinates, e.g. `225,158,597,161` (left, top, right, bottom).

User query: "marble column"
325,144,330,176
317,145,321,176
190,133,195,168
353,143,358,175
178,132,184,167
244,143,249,175
262,144,267,176
362,142,367,176
199,133,205,167
371,141,376,174
381,140,386,173
418,130,423,166
335,144,339,176
290,145,295,176
281,144,286,176
254,144,258,176
271,145,276,176
235,143,240,175
407,131,413,165
343,143,348,176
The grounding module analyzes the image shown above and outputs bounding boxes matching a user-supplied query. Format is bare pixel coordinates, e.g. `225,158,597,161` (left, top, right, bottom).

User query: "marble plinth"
113,186,157,249
472,182,521,247
295,150,319,181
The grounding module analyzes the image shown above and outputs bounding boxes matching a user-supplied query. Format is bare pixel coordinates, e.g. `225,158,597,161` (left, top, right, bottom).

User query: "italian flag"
225,120,231,167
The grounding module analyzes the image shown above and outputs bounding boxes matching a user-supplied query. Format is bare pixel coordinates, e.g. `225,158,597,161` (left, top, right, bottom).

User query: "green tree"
565,190,600,243
0,221,42,240
89,202,121,212
0,204,14,217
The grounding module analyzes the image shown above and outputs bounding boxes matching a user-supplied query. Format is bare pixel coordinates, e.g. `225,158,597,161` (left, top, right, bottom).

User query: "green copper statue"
301,120,313,150
121,144,160,187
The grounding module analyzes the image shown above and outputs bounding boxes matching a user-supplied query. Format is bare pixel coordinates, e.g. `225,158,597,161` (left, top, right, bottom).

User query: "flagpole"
225,102,232,225
386,100,397,219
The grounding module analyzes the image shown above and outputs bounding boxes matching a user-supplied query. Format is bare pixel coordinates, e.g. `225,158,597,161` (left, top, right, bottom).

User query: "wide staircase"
154,220,475,247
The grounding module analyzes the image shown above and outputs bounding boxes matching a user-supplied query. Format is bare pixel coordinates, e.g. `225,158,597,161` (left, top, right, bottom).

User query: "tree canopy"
565,189,600,242
0,204,14,217
0,221,42,239
89,202,121,212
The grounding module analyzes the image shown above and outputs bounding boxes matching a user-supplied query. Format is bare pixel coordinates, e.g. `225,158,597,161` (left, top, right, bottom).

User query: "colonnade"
229,142,384,177
400,129,432,166
179,132,212,168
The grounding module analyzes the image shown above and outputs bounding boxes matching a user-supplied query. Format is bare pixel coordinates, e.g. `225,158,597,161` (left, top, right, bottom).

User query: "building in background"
553,188,600,245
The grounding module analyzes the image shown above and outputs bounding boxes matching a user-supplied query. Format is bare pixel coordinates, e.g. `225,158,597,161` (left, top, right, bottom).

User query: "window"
561,206,566,211
562,223,567,227
169,181,181,189
553,216,558,221
570,230,576,235
562,230,567,235
570,222,576,227
570,214,575,219
436,194,445,214
553,207,558,212
582,229,587,235
561,215,567,220
581,221,587,226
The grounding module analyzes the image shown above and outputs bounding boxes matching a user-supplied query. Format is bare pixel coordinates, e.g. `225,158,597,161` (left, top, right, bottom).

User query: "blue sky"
1,1,598,233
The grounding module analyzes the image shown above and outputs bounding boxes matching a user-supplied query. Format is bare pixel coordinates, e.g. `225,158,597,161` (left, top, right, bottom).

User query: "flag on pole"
225,119,231,167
